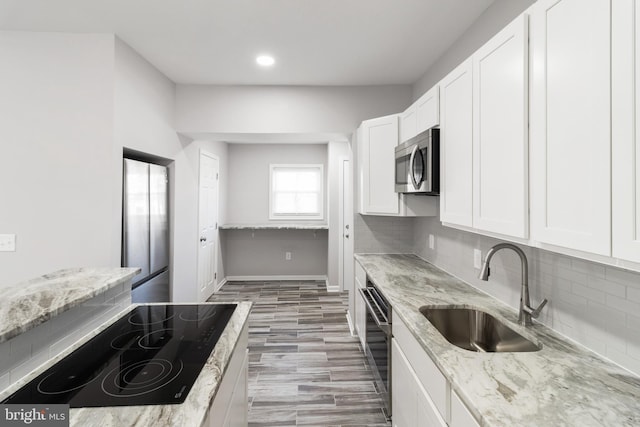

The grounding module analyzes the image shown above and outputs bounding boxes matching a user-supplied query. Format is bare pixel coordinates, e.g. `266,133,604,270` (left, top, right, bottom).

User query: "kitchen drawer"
392,313,450,420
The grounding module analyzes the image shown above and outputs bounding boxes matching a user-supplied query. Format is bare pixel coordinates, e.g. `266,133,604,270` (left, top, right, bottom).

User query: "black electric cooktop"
2,304,236,408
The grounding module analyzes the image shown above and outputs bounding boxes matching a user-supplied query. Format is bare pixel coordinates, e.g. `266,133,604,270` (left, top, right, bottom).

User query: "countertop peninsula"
0,268,140,343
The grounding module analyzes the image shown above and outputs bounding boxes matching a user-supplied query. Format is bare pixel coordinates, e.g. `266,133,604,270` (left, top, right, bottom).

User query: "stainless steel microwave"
394,128,439,194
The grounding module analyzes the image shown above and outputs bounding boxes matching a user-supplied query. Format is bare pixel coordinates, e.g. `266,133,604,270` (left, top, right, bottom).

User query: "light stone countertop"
219,223,328,230
0,302,252,427
0,268,140,344
355,253,640,427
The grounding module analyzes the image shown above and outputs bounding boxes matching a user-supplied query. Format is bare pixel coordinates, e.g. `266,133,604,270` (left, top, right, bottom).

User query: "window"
270,164,324,220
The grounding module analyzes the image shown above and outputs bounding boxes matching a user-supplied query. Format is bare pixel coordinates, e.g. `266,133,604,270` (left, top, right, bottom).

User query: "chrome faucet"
478,243,548,326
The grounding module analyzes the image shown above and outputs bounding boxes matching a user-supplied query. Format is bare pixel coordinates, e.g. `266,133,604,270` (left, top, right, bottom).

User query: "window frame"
269,164,324,221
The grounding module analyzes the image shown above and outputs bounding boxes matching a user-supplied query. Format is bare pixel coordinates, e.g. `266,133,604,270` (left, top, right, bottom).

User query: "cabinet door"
612,0,640,263
450,391,480,427
440,58,473,227
529,0,611,255
400,105,418,143
392,339,447,427
360,115,401,215
472,14,529,238
416,85,440,133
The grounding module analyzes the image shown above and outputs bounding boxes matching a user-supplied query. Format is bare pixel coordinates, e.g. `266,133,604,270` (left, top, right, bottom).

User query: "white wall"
412,0,536,100
113,38,231,302
0,32,116,286
175,84,413,135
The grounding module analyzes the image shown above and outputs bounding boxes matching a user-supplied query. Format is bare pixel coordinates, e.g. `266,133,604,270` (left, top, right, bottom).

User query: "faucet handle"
528,298,548,319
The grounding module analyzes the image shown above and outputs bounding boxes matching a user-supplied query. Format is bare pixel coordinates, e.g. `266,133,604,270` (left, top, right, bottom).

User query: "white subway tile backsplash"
606,294,640,316
410,216,640,376
571,283,606,303
626,287,640,303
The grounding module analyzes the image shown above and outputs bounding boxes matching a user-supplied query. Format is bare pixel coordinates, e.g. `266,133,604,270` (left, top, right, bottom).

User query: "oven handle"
359,288,391,335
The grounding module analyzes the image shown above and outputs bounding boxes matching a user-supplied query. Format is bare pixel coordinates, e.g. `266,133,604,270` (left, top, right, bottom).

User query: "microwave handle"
409,144,420,190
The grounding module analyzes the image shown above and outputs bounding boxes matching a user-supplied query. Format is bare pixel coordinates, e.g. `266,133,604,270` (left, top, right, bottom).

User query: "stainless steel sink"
419,307,541,353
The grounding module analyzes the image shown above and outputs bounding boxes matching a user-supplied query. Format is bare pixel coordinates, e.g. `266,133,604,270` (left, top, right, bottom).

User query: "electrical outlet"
428,234,435,250
473,249,482,269
0,234,16,252
285,251,292,261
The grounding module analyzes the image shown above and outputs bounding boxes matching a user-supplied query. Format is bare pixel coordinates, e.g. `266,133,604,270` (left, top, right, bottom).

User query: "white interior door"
198,150,219,302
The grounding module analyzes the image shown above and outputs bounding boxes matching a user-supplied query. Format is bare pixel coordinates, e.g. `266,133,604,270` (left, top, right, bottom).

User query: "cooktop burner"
2,304,236,407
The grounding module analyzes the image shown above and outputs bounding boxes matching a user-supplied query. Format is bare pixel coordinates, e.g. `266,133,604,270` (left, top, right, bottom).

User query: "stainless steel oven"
395,128,439,194
359,281,391,420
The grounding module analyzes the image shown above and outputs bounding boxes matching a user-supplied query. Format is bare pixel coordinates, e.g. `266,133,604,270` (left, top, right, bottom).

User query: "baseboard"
326,279,340,293
215,278,228,292
225,275,328,282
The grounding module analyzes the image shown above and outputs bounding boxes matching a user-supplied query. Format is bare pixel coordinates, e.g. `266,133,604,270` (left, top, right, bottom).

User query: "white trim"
269,164,324,220
225,275,328,282
215,277,227,292
326,279,340,293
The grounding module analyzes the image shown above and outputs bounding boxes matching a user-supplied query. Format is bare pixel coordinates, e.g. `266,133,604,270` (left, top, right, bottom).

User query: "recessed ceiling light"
256,55,275,67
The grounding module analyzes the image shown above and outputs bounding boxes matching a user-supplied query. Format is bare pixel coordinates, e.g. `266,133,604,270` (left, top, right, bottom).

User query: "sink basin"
419,307,541,353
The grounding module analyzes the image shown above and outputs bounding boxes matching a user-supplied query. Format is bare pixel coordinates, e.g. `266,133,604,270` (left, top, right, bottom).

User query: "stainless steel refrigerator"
122,158,170,303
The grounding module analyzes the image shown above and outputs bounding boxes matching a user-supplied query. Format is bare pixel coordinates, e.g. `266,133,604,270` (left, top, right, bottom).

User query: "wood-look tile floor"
208,281,391,427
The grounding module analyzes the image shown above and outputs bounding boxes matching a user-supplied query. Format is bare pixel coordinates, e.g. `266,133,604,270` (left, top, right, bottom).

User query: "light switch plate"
0,234,16,252
473,249,482,269
428,234,435,250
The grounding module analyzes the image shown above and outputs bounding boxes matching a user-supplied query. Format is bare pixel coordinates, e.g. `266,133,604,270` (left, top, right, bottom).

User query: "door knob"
345,234,350,239
200,237,207,242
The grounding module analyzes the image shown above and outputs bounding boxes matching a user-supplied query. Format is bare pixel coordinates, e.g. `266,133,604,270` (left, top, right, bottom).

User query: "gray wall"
0,32,116,287
226,143,328,224
411,0,536,100
223,143,329,278
175,84,413,135
222,229,328,278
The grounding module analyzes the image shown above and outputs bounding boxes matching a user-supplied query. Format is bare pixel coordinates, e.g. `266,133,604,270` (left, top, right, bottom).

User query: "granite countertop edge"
0,268,141,344
354,253,640,427
219,223,328,230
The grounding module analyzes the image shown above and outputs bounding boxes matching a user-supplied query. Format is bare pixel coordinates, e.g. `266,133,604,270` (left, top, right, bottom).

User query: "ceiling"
0,0,495,86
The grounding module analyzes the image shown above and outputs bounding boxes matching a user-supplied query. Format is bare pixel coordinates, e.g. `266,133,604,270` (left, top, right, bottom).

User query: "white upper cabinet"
529,0,611,256
400,86,440,144
612,0,640,263
416,85,440,135
440,58,473,227
472,14,529,238
358,114,401,215
357,115,437,217
400,106,418,143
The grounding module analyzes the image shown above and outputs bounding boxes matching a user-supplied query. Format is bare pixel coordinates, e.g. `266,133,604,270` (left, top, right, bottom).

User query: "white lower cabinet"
450,391,480,427
392,339,446,427
392,314,480,427
207,325,249,427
